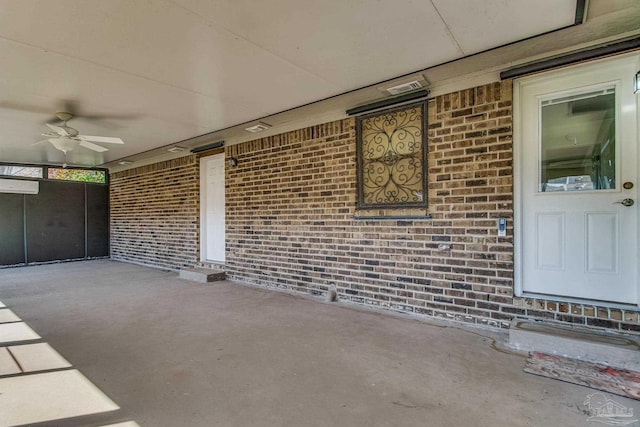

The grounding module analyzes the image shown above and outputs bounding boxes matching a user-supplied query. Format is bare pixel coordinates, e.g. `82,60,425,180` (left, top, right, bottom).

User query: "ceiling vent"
385,80,424,96
167,146,186,153
245,122,271,133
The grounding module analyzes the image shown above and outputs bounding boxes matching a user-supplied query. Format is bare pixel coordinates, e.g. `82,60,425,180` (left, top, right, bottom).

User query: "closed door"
516,55,639,304
201,154,225,263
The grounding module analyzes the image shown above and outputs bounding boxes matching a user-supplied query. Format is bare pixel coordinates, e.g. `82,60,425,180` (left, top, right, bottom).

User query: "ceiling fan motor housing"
55,112,73,122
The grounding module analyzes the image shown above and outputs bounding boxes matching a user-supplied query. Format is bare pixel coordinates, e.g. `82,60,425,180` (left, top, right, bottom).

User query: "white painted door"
516,55,639,305
200,154,225,263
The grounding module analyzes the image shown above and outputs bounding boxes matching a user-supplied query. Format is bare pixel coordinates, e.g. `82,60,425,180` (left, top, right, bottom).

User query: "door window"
540,87,616,192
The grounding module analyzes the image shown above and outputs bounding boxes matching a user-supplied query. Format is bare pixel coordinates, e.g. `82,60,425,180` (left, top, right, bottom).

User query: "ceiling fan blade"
78,135,124,144
33,139,52,146
79,140,108,152
46,123,70,136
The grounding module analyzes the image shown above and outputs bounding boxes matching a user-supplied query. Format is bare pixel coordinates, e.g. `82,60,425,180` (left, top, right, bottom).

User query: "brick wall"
224,80,640,333
110,156,200,270
108,80,640,334
224,82,512,328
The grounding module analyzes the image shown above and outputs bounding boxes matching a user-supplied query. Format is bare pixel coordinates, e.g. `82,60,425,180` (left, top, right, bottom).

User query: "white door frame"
513,53,640,308
200,153,226,264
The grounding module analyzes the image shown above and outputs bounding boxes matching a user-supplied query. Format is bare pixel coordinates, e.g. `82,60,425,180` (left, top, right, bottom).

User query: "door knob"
613,198,635,207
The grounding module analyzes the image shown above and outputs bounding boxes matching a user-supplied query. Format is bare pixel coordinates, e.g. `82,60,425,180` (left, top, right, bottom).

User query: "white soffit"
171,0,577,89
171,0,461,89
431,0,577,54
0,0,586,166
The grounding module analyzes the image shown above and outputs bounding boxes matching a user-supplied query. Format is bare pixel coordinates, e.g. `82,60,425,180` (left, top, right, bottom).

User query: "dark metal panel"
500,36,640,80
86,184,110,257
191,141,224,153
346,90,430,116
26,180,85,263
0,193,26,265
574,0,586,25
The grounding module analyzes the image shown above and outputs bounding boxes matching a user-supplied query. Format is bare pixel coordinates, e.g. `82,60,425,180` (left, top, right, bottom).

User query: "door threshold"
508,318,640,371
198,261,225,269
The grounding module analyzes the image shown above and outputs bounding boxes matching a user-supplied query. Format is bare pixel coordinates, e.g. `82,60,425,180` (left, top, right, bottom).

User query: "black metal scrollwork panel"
357,103,426,208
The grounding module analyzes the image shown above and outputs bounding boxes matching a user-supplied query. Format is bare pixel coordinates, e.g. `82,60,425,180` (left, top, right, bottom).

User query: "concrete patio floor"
0,260,638,426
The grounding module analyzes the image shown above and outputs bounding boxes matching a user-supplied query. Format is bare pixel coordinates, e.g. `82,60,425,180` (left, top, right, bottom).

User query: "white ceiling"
0,0,635,168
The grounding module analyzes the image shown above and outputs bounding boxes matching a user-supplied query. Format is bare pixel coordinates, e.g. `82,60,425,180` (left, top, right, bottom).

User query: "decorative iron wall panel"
356,102,427,209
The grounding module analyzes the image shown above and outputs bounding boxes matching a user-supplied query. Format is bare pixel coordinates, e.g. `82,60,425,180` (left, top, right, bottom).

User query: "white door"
516,54,639,305
200,154,225,263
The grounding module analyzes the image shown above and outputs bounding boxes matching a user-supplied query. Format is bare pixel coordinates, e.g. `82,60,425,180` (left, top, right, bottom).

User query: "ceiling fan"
38,111,124,154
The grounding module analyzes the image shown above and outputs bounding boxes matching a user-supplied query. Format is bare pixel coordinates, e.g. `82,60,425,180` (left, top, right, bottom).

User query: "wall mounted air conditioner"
0,178,39,194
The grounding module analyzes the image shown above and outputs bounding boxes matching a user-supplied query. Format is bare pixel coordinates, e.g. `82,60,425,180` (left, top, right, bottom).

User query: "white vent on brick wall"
386,80,423,95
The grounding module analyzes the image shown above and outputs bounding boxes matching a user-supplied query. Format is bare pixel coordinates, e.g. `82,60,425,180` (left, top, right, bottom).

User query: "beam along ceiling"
0,0,629,167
